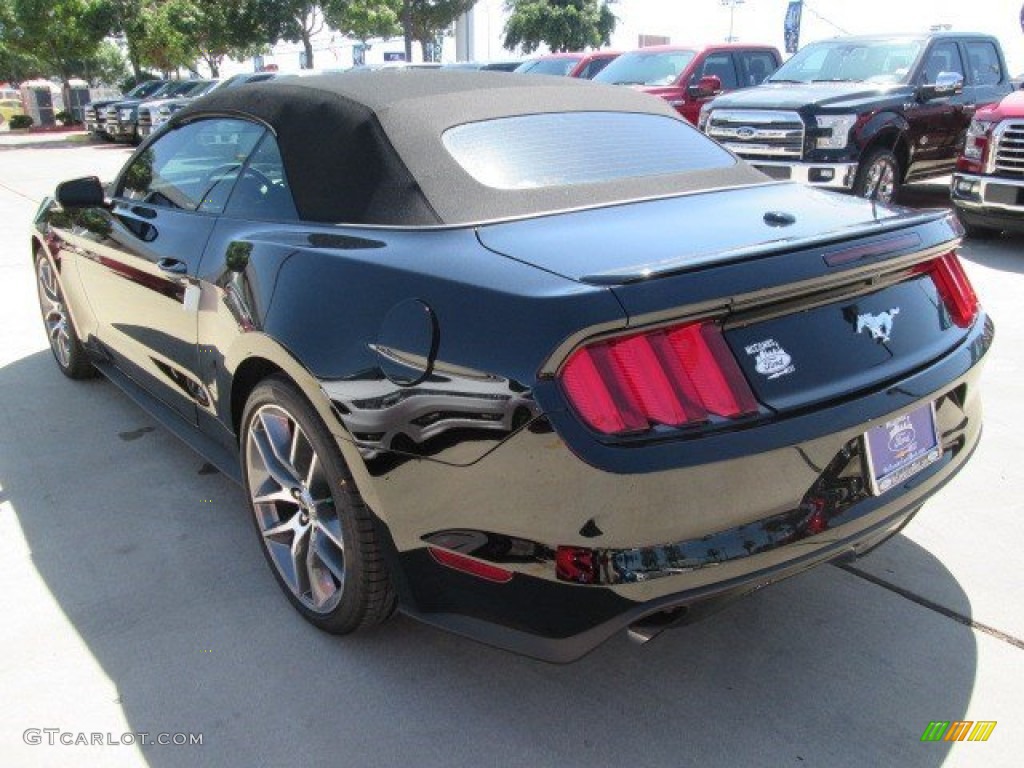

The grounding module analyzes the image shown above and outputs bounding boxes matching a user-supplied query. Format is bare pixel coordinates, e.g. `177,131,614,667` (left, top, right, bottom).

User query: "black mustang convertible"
32,71,991,661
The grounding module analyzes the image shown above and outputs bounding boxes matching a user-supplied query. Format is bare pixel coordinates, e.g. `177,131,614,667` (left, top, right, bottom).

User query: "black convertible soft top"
172,70,767,226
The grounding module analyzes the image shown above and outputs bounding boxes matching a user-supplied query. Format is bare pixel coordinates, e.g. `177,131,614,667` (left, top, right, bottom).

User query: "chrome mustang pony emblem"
856,308,900,343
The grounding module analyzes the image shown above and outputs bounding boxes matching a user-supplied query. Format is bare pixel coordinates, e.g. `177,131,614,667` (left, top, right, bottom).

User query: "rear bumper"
344,314,992,661
952,172,1024,232
746,159,858,190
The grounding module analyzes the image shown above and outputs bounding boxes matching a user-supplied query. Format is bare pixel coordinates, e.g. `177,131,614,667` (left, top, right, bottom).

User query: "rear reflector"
560,321,758,435
428,548,514,583
915,253,979,328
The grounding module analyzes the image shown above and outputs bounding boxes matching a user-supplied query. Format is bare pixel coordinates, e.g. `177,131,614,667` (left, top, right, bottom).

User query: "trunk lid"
478,183,970,418
476,183,929,287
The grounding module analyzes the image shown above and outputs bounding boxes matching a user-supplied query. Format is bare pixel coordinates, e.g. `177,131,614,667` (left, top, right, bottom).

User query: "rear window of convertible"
441,111,734,190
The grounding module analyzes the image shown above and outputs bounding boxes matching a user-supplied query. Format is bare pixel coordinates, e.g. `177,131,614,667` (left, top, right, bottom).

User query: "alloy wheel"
36,257,72,369
245,404,347,614
862,157,896,203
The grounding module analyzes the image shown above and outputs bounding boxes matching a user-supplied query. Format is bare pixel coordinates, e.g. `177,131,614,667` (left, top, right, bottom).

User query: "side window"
921,41,965,84
697,53,738,90
224,133,299,222
738,51,778,87
118,118,265,213
581,57,613,79
964,41,1002,86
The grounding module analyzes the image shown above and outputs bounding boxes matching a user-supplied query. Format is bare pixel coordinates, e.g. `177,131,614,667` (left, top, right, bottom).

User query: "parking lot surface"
1,132,1021,767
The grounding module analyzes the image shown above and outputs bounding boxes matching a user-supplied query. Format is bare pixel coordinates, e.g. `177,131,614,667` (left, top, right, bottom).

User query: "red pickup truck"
952,89,1024,236
593,43,781,124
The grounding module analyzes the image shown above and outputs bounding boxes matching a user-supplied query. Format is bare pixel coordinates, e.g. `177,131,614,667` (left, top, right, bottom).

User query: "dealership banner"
785,1,804,54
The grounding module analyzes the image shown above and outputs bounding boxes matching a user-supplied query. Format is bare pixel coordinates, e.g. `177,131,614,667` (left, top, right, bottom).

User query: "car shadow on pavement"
961,234,1024,275
2,349,976,767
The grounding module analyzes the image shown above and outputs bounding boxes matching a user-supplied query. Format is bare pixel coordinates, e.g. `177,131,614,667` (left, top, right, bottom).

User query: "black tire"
34,249,95,379
853,147,902,204
241,374,396,634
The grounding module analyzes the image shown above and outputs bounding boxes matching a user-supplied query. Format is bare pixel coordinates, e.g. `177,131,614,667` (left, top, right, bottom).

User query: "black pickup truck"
699,33,1012,203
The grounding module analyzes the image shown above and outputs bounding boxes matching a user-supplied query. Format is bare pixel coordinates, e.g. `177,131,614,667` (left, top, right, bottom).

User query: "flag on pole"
785,1,804,54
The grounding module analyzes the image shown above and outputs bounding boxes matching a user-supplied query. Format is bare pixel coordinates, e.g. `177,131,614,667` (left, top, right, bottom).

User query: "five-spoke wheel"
241,376,395,633
35,249,93,378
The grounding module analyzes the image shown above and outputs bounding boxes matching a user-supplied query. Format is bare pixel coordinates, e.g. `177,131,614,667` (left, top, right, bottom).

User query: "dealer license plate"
863,403,943,496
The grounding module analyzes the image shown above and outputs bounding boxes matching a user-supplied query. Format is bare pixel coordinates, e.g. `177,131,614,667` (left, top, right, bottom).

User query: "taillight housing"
915,252,980,328
957,119,994,174
559,320,758,436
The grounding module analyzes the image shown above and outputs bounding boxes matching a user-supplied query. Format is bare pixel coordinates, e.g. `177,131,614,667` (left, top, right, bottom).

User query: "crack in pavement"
837,562,1024,650
0,179,41,205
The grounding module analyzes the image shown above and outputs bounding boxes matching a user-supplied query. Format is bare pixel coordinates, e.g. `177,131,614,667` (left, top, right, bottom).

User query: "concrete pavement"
0,132,1020,767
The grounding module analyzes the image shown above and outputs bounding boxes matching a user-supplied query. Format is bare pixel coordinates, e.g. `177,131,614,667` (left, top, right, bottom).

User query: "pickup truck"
594,43,782,125
700,33,1012,203
83,80,165,139
951,89,1024,236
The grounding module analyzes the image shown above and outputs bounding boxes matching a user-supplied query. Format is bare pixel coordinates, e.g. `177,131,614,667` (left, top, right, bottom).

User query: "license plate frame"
863,403,943,497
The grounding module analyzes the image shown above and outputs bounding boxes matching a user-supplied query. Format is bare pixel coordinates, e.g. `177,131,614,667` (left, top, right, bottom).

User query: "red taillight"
428,548,514,583
915,253,980,328
560,321,758,435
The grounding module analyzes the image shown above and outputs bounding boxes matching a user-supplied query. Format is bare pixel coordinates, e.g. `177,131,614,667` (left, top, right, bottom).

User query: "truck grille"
102,106,118,121
993,120,1024,177
706,110,805,161
137,110,152,129
84,106,96,122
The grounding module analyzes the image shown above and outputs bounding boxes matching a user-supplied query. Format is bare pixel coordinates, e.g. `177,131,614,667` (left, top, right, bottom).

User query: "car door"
736,50,779,88
74,117,267,423
962,39,1010,109
684,52,739,124
907,40,971,179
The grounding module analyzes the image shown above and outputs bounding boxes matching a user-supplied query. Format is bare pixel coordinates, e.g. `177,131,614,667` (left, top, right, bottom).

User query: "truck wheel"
854,148,901,204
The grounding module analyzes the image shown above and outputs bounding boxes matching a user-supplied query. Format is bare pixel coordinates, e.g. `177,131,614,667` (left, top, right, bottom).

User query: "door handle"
157,258,187,275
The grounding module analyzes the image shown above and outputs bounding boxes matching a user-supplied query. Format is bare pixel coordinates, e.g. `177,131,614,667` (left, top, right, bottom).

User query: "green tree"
134,0,196,74
327,0,401,46
101,0,147,80
503,0,616,54
252,1,347,70
85,39,129,85
141,0,270,77
2,0,112,91
401,1,477,62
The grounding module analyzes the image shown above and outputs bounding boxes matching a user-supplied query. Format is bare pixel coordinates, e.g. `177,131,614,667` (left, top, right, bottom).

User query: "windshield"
593,50,696,86
129,81,165,99
515,57,582,76
770,40,923,84
179,80,216,97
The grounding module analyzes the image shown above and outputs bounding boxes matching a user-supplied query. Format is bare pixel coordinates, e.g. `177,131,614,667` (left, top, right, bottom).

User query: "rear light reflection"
560,321,758,436
428,548,514,583
556,546,600,584
915,253,979,328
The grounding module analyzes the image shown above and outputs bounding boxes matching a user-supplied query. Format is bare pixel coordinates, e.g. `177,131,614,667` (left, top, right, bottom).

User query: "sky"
468,0,1024,74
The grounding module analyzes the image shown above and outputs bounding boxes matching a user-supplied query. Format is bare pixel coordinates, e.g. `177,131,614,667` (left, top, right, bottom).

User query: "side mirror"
56,176,107,209
919,71,964,100
688,74,723,100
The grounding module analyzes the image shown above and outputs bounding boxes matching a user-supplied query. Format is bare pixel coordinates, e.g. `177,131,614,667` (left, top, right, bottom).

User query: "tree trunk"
402,1,413,62
302,32,314,69
126,41,143,82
